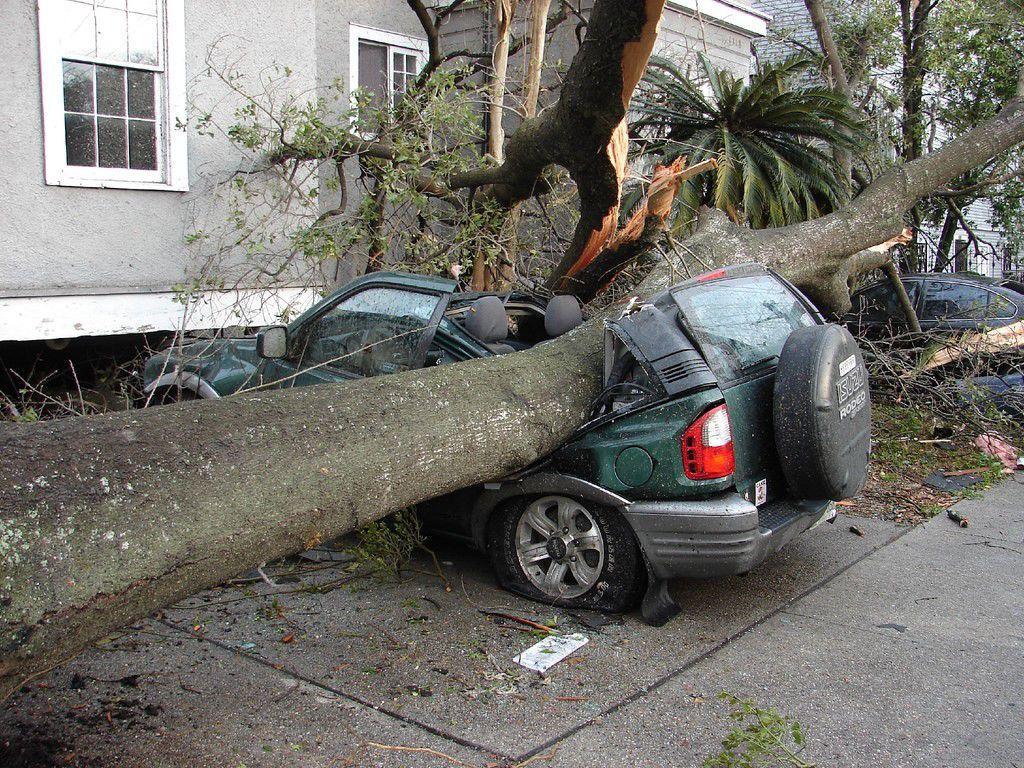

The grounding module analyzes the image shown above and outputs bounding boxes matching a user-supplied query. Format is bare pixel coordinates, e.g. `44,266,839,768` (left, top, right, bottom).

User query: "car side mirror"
256,325,288,359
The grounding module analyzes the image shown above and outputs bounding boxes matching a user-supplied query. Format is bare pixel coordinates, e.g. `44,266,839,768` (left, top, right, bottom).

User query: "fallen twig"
942,467,989,477
480,611,555,634
515,746,560,767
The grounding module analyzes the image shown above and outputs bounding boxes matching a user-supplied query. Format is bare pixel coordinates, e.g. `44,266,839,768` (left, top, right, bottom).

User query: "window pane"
128,12,159,65
988,293,1017,320
96,65,126,115
97,116,128,167
97,0,127,7
922,281,990,320
357,41,388,106
672,276,814,380
127,69,155,118
63,61,95,113
60,0,96,58
128,119,157,169
127,0,158,12
65,113,96,166
297,287,442,376
96,7,128,61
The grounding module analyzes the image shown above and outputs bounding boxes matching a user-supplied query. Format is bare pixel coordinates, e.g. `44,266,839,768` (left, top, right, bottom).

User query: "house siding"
0,0,320,299
750,0,812,62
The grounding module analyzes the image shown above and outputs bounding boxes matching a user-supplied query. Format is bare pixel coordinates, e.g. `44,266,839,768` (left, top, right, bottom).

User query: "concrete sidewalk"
3,478,1022,767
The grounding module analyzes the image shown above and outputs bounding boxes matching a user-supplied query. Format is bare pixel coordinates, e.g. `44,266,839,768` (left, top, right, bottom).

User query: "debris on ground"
513,633,589,673
922,470,985,492
568,610,624,631
975,432,1020,471
298,540,356,563
947,510,970,528
481,611,556,634
919,320,1024,372
848,525,864,537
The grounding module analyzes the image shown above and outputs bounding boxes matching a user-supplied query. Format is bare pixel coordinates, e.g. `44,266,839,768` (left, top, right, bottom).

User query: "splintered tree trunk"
523,0,553,118
2,0,1024,703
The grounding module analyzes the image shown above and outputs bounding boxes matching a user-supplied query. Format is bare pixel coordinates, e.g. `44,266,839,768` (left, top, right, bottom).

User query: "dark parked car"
144,266,871,624
845,272,1024,338
845,273,1024,422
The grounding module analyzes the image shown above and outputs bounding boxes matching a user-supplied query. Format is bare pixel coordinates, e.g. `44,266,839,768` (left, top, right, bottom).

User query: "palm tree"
632,54,865,230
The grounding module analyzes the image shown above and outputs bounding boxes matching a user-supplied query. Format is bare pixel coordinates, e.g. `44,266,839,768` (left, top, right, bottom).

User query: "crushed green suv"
143,264,871,625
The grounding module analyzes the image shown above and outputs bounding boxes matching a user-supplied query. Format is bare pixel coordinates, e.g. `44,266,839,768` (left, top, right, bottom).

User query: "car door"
919,280,993,333
262,284,451,389
846,278,921,338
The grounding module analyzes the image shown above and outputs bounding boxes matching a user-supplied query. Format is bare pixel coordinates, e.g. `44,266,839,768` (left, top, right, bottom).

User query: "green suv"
143,264,871,624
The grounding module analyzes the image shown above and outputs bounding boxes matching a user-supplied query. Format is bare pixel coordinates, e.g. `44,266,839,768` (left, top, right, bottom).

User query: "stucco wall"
0,0,322,298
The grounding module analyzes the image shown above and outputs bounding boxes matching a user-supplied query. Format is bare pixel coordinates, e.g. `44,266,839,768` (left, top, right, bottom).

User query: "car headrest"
545,294,583,337
464,296,508,343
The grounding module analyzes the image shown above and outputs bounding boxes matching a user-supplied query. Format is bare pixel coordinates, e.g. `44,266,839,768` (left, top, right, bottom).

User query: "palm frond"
633,48,868,229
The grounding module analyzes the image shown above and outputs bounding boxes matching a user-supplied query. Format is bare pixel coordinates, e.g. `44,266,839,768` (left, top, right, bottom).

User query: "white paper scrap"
513,633,589,673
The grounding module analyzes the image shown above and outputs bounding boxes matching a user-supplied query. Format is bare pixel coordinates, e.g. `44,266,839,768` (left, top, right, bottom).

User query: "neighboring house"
918,198,1015,277
750,0,814,63
0,0,764,345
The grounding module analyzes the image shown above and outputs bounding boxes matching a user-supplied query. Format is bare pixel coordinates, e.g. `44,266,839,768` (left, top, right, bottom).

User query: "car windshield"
295,287,444,376
672,275,815,380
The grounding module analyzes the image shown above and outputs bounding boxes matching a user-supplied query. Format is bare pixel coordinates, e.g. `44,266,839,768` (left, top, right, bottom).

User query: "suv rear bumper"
623,493,834,580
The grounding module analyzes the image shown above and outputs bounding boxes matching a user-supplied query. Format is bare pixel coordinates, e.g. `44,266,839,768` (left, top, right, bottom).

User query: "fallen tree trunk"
3,1,1024,703
0,336,605,700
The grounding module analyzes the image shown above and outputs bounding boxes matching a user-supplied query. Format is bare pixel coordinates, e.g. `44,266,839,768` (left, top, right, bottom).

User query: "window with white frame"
37,0,188,190
349,24,428,109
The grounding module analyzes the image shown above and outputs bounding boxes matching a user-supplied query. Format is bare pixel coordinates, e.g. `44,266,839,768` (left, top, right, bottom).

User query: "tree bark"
899,0,933,260
3,1,1024,703
932,203,961,272
882,261,923,333
803,0,853,190
0,338,606,701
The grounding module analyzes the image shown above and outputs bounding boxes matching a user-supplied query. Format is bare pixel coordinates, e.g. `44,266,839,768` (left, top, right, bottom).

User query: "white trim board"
666,0,769,37
0,288,320,342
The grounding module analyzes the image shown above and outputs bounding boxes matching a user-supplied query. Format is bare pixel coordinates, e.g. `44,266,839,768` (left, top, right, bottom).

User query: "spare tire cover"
773,324,871,500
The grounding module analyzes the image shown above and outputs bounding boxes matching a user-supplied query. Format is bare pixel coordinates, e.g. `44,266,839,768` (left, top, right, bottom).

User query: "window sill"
44,175,189,192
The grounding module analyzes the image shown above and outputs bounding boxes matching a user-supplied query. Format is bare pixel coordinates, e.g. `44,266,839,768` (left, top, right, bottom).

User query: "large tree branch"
635,89,1024,313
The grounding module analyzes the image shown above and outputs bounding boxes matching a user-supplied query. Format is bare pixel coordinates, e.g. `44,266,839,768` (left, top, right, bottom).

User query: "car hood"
144,337,261,394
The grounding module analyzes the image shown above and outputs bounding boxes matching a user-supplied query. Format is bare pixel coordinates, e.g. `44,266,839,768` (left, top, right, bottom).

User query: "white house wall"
0,0,424,341
0,0,320,299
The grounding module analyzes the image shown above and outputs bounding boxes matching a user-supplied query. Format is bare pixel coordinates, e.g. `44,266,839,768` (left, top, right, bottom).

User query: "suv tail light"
681,404,735,480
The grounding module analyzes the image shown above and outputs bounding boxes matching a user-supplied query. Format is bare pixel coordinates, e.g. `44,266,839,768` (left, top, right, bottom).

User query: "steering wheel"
361,325,407,376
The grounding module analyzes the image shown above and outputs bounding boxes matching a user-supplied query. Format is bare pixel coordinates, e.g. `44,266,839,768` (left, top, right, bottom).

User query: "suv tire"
773,323,871,500
487,495,645,612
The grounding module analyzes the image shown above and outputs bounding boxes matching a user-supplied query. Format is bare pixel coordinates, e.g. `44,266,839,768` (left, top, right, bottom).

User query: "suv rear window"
672,275,815,380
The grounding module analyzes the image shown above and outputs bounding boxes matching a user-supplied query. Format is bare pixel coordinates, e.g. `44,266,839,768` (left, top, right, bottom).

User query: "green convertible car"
143,264,871,624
